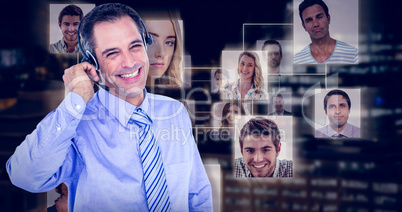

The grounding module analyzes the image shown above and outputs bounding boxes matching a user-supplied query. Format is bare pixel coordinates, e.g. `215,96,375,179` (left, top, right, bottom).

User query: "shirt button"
57,127,61,131
75,104,81,110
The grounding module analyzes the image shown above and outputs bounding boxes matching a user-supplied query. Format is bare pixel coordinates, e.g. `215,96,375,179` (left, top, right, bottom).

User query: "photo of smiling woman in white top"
222,51,268,100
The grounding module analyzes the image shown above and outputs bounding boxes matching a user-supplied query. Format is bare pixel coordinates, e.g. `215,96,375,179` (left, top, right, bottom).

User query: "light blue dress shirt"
315,123,361,138
6,88,212,211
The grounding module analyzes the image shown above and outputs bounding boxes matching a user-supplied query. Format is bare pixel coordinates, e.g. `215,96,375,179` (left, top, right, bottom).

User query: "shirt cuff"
61,92,87,119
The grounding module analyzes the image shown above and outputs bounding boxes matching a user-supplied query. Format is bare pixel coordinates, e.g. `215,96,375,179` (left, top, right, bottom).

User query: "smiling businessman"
7,3,212,211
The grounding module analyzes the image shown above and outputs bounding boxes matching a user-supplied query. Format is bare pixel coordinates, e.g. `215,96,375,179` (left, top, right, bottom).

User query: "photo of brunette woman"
221,102,241,128
219,102,245,139
222,52,268,100
144,20,183,87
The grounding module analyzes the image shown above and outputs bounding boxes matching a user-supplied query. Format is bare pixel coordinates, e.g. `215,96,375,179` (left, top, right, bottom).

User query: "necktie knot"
332,133,346,138
130,108,152,127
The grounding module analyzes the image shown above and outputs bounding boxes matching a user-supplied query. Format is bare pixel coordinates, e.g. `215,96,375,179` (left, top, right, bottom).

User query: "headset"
77,17,153,91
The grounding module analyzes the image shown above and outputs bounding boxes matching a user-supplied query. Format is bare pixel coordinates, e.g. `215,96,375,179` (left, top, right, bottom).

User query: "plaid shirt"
234,157,293,178
49,39,80,53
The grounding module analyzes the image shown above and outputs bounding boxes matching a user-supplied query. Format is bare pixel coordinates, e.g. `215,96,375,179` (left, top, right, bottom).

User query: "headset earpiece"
145,33,153,46
84,50,99,70
79,47,98,70
140,19,153,47
145,34,154,45
78,19,99,70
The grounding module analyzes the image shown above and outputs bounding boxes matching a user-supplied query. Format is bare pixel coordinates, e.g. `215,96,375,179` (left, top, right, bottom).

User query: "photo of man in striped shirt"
294,0,358,64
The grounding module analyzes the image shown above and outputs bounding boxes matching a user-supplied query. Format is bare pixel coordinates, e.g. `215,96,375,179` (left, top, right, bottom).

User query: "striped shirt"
294,40,358,64
234,157,293,178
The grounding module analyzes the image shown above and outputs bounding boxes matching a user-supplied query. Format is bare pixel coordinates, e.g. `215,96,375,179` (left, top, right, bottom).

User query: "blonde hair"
155,20,183,86
237,51,264,93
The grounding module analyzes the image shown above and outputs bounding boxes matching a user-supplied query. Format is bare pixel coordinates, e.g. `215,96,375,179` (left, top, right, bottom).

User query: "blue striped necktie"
130,108,171,212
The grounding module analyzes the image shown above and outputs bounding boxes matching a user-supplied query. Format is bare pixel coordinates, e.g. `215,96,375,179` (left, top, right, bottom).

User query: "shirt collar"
234,79,256,89
234,80,256,95
272,159,280,177
97,88,150,127
60,38,79,52
59,39,67,49
327,123,352,137
339,123,354,137
240,158,252,177
274,110,284,116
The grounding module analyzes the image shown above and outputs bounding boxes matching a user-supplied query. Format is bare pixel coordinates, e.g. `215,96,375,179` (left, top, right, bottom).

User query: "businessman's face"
326,95,350,129
274,96,284,113
93,16,149,101
264,44,282,69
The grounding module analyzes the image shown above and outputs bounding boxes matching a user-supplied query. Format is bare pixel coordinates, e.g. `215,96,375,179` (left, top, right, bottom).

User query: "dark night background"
1,0,402,211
